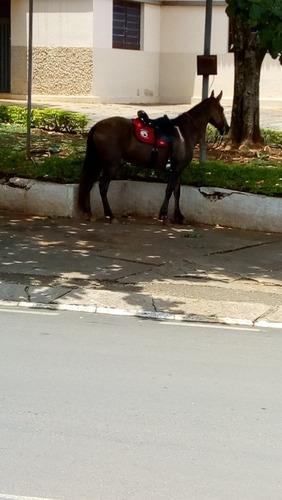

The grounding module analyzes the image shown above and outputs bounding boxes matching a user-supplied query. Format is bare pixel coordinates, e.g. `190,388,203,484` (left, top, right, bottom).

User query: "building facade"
0,0,281,105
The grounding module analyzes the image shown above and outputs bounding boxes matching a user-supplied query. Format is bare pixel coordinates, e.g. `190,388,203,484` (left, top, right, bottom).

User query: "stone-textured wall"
11,46,28,95
11,46,93,96
32,47,93,95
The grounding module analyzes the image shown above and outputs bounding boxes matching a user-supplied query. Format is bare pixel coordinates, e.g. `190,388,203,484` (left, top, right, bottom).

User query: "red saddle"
132,118,168,147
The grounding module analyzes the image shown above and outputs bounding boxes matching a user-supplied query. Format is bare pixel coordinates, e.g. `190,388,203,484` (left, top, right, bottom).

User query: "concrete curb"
1,299,282,329
0,177,77,218
1,178,282,233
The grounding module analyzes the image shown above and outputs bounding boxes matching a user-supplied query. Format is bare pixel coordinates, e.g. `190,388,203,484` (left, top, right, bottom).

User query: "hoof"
158,213,168,222
158,215,172,226
164,218,172,226
111,217,119,224
173,214,185,225
79,210,92,222
105,215,119,224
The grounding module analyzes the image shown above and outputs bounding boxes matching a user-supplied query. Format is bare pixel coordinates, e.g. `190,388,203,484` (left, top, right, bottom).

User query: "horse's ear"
210,90,215,98
216,91,223,102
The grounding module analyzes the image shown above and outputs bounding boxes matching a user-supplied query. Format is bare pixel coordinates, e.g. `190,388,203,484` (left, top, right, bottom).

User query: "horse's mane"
173,98,213,127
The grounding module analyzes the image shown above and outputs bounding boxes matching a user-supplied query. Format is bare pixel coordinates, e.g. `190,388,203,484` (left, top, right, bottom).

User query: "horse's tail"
78,127,102,215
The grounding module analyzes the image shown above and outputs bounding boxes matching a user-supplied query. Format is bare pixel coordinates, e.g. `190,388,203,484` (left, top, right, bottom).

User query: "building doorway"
0,0,11,92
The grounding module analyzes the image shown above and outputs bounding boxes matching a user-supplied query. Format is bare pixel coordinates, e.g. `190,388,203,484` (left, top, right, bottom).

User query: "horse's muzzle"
221,123,230,136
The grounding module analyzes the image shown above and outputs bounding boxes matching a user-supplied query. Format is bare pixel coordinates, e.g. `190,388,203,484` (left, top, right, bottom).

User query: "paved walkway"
1,97,282,131
0,213,282,327
57,101,282,132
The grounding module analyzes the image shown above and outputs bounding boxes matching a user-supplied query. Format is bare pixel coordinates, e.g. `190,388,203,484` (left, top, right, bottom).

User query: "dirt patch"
196,143,282,166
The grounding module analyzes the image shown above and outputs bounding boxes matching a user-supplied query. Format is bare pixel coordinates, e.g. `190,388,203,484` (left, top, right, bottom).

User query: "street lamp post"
199,0,215,164
26,0,33,159
202,0,213,100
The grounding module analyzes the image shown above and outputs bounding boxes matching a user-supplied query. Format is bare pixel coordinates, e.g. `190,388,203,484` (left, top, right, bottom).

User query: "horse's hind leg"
78,136,102,218
173,179,185,224
78,166,95,219
99,174,115,221
159,170,178,220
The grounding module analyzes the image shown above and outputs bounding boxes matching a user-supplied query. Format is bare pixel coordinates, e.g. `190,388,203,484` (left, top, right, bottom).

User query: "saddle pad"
132,118,168,147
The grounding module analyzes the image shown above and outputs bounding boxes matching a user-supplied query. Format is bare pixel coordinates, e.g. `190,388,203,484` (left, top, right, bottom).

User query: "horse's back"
88,116,132,156
92,116,132,138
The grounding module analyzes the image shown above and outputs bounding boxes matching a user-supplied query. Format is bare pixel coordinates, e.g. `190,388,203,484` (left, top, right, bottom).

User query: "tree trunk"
230,15,267,146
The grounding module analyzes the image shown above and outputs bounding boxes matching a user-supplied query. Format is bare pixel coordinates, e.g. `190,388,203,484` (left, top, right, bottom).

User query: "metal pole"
200,0,213,164
26,0,33,159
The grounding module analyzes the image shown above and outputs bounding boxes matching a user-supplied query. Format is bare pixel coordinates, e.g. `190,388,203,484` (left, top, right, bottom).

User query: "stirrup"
165,159,172,170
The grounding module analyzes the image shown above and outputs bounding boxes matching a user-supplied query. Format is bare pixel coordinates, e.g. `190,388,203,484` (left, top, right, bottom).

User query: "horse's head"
208,91,229,136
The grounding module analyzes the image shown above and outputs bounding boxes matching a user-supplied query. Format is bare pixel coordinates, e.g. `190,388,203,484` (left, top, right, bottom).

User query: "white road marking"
162,320,258,331
0,307,59,316
0,494,62,500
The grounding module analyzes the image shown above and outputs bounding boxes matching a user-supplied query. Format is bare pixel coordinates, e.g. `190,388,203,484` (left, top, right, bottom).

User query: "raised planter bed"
1,178,282,233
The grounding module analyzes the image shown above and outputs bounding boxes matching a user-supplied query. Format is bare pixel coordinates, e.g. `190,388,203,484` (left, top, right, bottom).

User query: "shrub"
206,124,223,144
32,108,88,133
0,105,28,125
0,104,10,122
0,104,88,133
261,129,282,147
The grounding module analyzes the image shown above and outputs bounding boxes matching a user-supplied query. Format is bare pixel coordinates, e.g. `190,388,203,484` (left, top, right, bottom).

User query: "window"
113,1,140,50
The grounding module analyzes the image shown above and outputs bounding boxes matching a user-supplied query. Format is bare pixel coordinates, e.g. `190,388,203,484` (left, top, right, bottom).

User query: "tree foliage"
226,0,282,63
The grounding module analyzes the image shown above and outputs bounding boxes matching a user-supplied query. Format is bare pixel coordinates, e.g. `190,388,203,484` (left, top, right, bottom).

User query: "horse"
78,91,229,223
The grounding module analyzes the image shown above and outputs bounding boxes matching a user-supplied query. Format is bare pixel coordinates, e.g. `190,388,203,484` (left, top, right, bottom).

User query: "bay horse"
78,91,229,223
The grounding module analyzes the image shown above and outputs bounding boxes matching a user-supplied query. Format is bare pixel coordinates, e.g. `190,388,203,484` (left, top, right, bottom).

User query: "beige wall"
160,4,233,103
160,3,281,106
33,0,93,47
260,55,282,105
8,0,282,104
92,1,161,103
10,0,93,98
10,0,28,95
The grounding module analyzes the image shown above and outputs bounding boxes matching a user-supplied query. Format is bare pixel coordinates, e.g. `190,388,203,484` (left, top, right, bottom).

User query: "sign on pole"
197,0,217,163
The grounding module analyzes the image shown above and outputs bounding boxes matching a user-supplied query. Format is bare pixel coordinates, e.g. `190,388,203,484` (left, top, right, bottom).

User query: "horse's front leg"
99,175,115,221
159,170,178,221
173,177,185,224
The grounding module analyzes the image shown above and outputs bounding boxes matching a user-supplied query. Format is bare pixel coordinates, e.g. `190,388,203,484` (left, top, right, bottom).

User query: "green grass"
182,161,282,197
0,123,85,183
0,123,282,196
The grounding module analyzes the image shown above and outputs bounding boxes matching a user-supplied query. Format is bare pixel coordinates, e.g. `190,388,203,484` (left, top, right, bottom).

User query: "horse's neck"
184,101,211,145
189,101,210,128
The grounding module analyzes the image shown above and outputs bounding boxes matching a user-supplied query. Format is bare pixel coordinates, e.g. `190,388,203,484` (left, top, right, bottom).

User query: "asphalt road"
0,308,282,500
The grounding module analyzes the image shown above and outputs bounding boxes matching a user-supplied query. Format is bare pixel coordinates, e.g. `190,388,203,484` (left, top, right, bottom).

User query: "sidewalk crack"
152,297,157,312
50,288,74,303
205,240,281,256
24,285,31,302
254,305,279,324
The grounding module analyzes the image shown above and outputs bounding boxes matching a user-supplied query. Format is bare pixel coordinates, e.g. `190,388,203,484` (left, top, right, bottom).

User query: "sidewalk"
0,213,282,327
51,101,282,132
1,97,282,131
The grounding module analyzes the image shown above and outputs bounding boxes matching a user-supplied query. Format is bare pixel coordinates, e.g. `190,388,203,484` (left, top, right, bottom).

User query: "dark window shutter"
113,1,140,50
0,19,10,92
